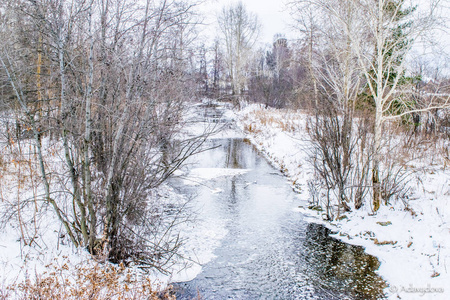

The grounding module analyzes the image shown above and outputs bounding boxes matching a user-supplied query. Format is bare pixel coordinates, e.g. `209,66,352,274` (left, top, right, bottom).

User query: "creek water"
172,128,386,299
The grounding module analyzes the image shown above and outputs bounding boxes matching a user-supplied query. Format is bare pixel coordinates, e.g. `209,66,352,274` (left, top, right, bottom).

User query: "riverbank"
235,104,450,299
0,136,186,298
1,101,448,298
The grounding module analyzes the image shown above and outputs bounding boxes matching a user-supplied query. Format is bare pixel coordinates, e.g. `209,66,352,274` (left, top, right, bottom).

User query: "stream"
171,108,386,299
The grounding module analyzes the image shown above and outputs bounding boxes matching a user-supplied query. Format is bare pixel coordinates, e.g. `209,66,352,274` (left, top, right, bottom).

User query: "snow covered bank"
0,100,241,297
236,104,450,299
0,137,191,298
0,168,180,298
1,101,448,299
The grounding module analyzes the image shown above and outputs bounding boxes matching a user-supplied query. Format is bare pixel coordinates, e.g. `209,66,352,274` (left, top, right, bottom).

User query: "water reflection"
225,138,252,169
174,139,386,299
191,139,255,170
300,223,387,299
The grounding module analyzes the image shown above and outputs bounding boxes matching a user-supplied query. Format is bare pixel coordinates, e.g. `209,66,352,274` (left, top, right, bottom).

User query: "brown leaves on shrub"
4,260,175,300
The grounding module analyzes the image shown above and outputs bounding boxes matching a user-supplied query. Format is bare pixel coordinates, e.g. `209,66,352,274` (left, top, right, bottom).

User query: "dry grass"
440,143,450,170
373,239,398,246
0,140,49,250
241,107,303,134
385,120,450,169
2,259,174,300
243,122,261,134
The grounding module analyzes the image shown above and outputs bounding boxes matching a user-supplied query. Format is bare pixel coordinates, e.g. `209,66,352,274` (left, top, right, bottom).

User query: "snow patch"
182,168,251,186
237,104,450,299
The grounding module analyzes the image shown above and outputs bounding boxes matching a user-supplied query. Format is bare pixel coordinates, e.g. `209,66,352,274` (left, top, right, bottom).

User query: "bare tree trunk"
57,18,87,246
308,26,318,107
218,2,260,101
372,0,384,212
84,1,96,252
372,104,383,211
103,0,151,256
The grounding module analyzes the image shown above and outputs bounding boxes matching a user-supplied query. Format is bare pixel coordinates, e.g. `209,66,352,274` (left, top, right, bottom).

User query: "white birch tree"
294,0,448,212
217,1,260,99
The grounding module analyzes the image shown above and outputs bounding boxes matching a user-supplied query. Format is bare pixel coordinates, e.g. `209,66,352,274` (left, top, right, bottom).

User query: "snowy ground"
1,102,448,299
0,103,248,297
235,104,450,300
0,136,197,297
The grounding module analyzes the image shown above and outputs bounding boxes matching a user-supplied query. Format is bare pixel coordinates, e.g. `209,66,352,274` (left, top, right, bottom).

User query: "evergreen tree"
359,0,417,115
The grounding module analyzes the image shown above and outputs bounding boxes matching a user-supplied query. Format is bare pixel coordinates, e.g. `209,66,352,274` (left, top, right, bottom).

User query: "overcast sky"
197,0,450,75
198,0,293,47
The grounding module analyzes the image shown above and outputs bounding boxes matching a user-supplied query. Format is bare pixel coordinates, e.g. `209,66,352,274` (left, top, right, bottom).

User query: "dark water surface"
173,138,386,299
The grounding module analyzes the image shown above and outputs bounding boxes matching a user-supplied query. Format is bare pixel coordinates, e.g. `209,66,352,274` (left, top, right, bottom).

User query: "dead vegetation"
1,259,174,300
241,106,303,134
240,105,449,221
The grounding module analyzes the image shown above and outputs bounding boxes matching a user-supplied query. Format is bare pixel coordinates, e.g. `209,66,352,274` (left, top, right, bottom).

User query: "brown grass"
241,107,304,136
373,239,397,246
3,260,174,300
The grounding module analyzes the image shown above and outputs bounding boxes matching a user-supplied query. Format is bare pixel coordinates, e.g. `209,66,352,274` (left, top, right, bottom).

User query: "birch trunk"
372,0,385,212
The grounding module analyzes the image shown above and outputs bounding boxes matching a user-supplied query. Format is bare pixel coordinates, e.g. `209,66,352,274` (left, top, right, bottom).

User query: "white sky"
198,0,293,47
197,0,450,75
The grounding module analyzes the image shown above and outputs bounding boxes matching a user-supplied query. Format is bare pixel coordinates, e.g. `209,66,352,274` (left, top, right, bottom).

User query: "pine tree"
358,0,416,114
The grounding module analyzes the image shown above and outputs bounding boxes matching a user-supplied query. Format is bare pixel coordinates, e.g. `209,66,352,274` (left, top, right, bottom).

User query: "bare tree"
217,1,260,102
248,36,294,108
302,0,372,218
0,0,210,272
288,2,321,107
346,0,448,211
293,0,449,212
210,39,225,97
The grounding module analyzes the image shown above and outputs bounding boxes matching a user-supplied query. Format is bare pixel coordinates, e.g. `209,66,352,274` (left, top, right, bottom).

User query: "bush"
4,260,174,300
